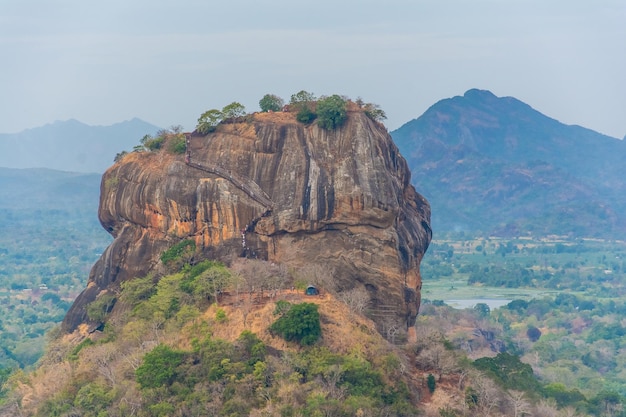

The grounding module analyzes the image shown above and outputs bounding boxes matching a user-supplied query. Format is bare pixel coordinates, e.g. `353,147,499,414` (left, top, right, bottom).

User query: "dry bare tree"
86,344,119,387
508,390,532,417
339,286,370,314
472,374,503,416
534,399,560,417
231,258,292,300
297,264,337,293
415,343,459,381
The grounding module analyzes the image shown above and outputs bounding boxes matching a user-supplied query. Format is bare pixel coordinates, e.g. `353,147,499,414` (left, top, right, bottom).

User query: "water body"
444,298,512,310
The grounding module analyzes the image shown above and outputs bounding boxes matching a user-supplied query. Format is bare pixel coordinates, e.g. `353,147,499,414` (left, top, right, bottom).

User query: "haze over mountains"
392,89,626,238
2,89,624,238
0,118,160,173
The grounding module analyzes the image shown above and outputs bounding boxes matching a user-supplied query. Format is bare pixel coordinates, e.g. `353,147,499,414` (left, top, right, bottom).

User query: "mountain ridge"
0,118,160,173
392,89,626,237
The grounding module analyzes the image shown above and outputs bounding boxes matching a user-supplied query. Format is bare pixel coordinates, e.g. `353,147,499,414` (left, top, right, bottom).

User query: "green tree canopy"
269,302,321,346
86,293,116,322
135,344,185,389
289,90,318,124
316,95,348,130
196,109,223,134
363,102,387,122
139,134,165,151
259,94,284,112
221,102,247,119
289,90,316,105
160,239,196,266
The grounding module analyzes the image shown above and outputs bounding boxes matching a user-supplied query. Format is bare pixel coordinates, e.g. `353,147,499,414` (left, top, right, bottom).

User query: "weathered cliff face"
63,109,431,341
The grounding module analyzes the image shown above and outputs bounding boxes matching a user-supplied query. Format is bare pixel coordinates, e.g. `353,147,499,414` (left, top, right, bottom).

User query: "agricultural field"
421,235,626,305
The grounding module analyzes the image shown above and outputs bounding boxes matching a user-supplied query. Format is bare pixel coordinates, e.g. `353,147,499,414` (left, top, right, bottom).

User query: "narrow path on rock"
185,134,274,250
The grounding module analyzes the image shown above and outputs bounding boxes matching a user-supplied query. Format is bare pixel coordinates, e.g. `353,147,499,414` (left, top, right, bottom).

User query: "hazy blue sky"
2,0,625,138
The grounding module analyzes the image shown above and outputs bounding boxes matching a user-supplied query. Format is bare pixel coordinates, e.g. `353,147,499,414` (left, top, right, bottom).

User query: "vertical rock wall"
63,110,431,341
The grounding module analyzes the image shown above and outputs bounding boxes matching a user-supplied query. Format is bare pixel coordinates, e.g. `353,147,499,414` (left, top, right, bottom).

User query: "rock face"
63,108,431,341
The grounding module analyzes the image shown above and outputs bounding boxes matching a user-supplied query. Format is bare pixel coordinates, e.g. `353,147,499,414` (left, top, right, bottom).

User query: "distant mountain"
392,89,626,238
0,118,160,173
0,167,102,210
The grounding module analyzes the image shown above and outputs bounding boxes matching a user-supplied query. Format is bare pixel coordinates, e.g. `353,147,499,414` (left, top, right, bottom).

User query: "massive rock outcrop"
63,107,431,341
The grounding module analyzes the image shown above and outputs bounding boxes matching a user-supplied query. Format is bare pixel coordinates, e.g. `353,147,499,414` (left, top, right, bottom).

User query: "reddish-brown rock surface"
63,109,431,341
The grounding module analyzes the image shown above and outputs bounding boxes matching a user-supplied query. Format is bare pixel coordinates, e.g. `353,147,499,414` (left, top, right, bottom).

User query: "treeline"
424,237,626,292
115,91,387,165
0,202,110,370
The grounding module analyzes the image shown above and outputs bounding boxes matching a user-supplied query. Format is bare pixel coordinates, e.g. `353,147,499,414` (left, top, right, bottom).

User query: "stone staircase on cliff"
185,148,273,255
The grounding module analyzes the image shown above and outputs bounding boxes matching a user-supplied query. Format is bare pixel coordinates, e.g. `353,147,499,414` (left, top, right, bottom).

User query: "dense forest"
0,169,111,369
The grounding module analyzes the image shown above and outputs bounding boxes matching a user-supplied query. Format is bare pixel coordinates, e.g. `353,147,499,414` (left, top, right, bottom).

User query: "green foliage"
86,293,116,322
221,101,247,119
73,383,113,415
527,325,542,342
269,302,321,346
588,390,624,417
21,292,420,417
259,93,284,112
289,90,316,105
473,352,541,393
36,391,75,417
0,367,12,401
136,344,185,389
193,263,232,304
273,300,292,316
506,299,529,312
468,263,535,287
236,330,266,367
290,90,317,124
68,338,95,361
148,402,176,417
586,322,626,343
215,308,227,322
196,109,223,134
473,302,490,317
296,106,317,124
363,102,387,122
316,94,347,130
543,383,586,408
137,127,187,155
465,387,479,409
167,133,187,154
139,134,165,151
160,239,196,265
120,275,157,305
438,406,459,417
113,150,128,162
427,373,436,393
341,355,384,397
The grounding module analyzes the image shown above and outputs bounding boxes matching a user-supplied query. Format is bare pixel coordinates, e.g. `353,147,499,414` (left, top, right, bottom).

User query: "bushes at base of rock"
269,302,321,346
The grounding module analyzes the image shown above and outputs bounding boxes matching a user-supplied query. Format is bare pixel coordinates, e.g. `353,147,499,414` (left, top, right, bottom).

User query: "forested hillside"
0,168,111,368
391,89,626,238
1,244,607,417
419,234,626,413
